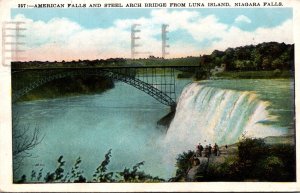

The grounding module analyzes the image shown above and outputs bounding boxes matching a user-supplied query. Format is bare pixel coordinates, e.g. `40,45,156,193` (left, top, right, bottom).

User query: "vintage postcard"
0,0,299,192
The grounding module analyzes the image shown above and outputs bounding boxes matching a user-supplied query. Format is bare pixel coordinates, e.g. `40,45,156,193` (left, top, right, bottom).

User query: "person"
213,143,219,156
192,156,200,166
208,144,212,156
197,143,204,157
204,145,209,157
224,144,229,155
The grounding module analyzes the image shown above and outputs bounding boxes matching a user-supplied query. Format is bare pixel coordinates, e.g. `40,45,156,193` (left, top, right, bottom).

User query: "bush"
253,156,285,181
18,149,165,183
238,138,268,163
173,150,195,181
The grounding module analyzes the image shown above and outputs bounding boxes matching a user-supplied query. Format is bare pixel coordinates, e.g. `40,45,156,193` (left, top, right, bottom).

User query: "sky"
11,8,293,61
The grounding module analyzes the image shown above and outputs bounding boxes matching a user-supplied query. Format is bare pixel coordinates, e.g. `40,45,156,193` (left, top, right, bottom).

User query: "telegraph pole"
131,24,141,59
2,21,26,66
130,24,151,59
161,24,169,59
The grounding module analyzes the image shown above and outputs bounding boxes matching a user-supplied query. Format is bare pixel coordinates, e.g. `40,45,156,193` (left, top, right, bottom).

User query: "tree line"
200,42,294,71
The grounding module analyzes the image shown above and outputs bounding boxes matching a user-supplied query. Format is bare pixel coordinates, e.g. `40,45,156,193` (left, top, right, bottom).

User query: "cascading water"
163,82,285,159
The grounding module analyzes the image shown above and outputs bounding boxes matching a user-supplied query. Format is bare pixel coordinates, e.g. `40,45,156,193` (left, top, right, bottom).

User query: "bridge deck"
12,65,200,70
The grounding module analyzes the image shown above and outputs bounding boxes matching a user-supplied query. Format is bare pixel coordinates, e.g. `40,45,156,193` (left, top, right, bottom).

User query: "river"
13,78,294,181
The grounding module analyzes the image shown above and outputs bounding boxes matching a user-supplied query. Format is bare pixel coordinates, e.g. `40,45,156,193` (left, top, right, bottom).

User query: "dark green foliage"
13,74,114,101
16,175,26,183
118,162,144,182
252,156,285,181
237,138,295,181
93,149,114,182
44,172,55,183
69,157,86,183
171,150,195,181
177,72,194,79
30,170,36,181
44,155,65,182
238,138,268,163
174,138,295,182
196,156,242,182
118,161,165,182
37,168,43,181
19,149,165,183
200,42,294,72
12,58,127,69
264,144,296,181
55,156,65,180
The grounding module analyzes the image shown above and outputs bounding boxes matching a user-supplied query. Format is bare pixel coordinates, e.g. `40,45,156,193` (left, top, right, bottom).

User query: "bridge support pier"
170,103,177,112
157,103,177,129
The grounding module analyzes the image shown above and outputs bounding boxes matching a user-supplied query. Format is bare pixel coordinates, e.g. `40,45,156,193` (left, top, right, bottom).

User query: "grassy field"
214,70,294,79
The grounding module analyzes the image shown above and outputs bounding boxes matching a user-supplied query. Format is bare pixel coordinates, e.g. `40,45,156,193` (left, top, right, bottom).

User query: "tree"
222,48,235,70
12,116,44,172
250,50,261,70
234,60,245,70
271,58,283,70
171,150,195,181
261,57,272,70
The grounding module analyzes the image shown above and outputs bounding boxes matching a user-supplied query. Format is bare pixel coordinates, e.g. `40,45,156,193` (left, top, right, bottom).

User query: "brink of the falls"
162,82,285,161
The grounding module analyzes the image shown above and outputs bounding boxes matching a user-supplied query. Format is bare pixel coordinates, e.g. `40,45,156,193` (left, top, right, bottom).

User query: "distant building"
210,63,226,76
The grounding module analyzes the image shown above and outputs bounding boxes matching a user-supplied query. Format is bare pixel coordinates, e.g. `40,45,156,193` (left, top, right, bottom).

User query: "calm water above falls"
13,79,294,181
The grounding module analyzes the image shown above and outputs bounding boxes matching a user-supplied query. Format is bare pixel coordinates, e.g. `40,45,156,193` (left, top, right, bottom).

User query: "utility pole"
131,24,141,59
130,24,152,59
2,21,26,66
161,24,169,59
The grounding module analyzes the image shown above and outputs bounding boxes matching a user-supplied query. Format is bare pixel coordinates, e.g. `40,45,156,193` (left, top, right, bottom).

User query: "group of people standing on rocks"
196,142,220,157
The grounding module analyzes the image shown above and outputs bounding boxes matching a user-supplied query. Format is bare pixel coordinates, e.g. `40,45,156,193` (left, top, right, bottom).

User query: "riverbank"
13,76,114,102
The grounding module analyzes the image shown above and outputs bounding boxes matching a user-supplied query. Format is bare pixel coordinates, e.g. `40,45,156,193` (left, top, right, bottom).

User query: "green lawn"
214,70,294,79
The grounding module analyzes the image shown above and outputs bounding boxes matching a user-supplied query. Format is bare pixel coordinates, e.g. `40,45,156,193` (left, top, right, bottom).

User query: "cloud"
12,10,293,61
14,14,82,48
234,15,252,24
209,19,293,53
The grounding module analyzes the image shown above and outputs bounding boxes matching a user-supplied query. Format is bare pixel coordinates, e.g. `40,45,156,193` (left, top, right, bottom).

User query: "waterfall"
163,82,284,159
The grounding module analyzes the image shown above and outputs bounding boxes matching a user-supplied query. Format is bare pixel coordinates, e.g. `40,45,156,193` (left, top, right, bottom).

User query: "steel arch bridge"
11,65,200,107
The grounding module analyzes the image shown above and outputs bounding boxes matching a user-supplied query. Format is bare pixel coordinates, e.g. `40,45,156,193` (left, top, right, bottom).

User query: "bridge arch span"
12,69,176,107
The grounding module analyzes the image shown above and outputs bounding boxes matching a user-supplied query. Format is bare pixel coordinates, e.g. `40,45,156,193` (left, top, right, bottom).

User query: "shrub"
18,149,165,183
172,150,195,181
